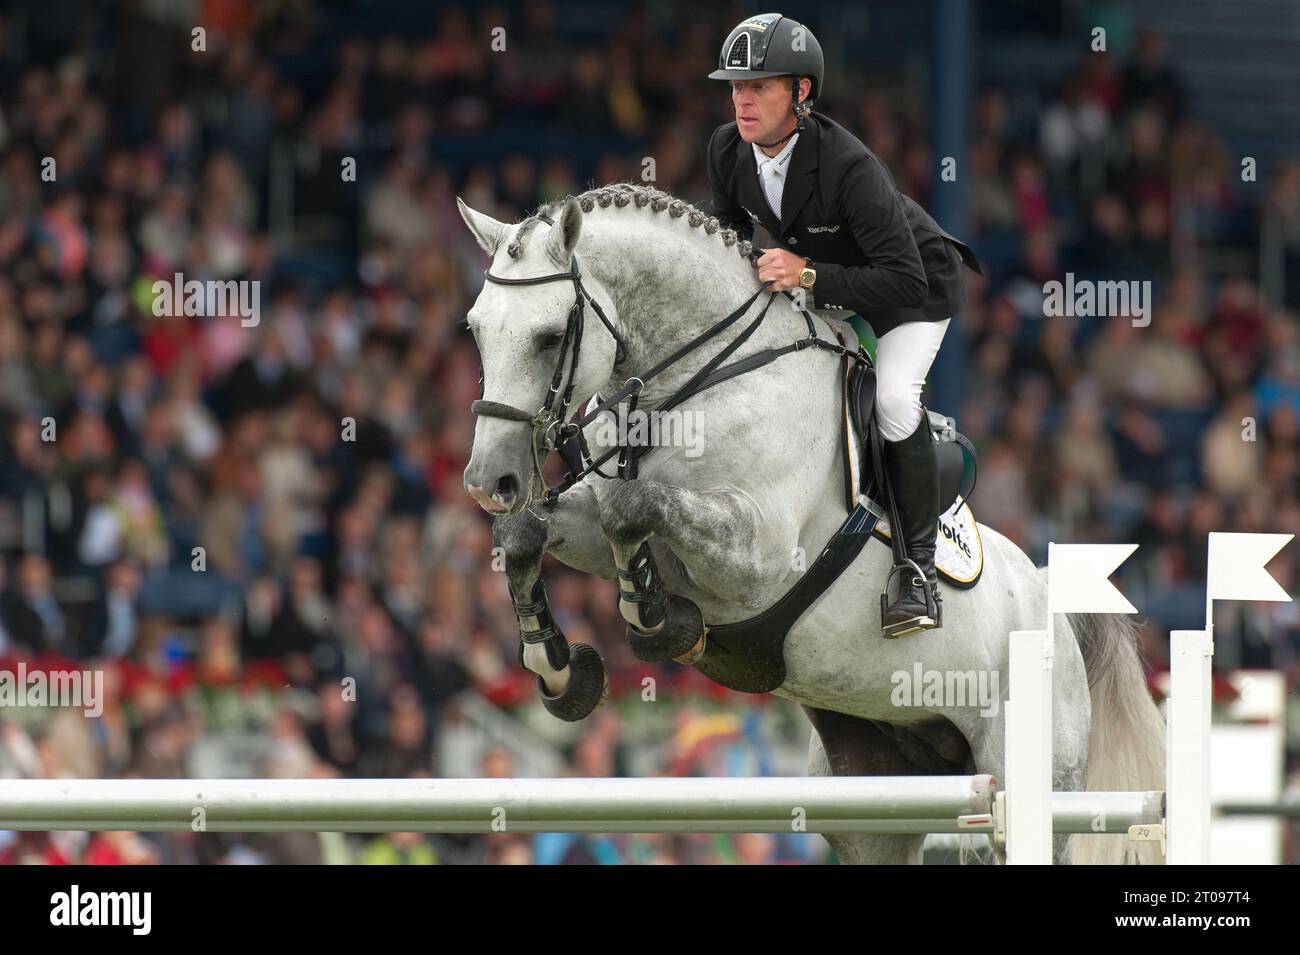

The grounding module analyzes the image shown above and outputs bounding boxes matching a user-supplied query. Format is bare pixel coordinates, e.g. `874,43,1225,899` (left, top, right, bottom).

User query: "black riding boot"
880,415,942,638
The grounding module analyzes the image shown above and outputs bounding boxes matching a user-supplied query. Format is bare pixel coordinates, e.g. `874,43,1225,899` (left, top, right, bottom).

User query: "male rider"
706,13,981,637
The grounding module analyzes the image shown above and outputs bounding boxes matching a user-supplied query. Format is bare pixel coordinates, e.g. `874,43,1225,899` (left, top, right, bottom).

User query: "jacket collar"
735,112,821,238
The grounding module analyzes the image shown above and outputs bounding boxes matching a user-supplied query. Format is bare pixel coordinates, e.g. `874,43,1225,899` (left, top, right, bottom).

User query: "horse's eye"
537,332,565,352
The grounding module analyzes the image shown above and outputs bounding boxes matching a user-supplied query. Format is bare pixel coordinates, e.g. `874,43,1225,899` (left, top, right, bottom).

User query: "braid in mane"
520,183,756,261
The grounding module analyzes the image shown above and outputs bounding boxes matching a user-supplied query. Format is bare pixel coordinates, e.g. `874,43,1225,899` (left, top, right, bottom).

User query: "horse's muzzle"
466,480,514,514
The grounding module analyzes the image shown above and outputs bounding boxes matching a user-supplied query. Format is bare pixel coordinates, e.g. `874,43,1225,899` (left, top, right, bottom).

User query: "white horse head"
457,195,623,515
457,185,762,516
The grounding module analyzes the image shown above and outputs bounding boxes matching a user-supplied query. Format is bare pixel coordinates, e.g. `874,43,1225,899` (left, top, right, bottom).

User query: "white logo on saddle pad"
872,497,984,587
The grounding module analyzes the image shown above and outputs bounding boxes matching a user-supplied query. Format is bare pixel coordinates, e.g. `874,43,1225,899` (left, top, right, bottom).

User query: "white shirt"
752,132,799,220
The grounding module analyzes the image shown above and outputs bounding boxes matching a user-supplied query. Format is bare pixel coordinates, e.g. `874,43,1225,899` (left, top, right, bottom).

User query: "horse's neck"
583,219,801,406
577,215,846,555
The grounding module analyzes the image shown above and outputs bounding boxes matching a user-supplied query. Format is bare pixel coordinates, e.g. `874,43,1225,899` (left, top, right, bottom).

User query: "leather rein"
469,212,868,510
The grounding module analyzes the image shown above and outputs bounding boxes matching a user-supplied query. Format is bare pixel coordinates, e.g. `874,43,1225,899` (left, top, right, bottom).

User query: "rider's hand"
755,248,806,291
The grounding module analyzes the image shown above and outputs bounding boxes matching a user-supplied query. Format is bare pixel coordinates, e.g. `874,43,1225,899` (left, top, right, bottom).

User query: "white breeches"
874,318,951,442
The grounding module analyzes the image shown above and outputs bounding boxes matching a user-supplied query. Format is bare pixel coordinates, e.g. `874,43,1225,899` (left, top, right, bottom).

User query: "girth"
695,494,883,694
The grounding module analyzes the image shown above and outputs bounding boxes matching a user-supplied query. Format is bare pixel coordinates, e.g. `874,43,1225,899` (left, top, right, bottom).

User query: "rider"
705,13,981,637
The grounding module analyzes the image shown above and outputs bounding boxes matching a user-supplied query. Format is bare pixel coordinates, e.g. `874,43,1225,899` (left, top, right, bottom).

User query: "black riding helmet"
708,13,825,138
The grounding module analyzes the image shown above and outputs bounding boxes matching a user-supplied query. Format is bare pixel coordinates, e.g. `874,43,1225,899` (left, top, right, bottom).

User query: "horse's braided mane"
505,182,756,262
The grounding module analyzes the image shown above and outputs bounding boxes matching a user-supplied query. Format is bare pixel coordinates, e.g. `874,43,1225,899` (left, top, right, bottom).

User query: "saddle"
841,332,972,519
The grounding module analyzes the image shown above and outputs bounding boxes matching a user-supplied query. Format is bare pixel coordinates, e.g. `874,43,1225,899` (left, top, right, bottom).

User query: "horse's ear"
544,196,583,267
457,197,508,254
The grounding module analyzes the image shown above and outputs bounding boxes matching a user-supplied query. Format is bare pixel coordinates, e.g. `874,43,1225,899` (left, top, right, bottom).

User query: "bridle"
469,212,630,508
470,211,867,511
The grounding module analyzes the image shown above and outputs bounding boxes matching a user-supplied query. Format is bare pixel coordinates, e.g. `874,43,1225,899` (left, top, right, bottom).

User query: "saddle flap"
847,359,880,504
838,336,877,512
849,360,876,440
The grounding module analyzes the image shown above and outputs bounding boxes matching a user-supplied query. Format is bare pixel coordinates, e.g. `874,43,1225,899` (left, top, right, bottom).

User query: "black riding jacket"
707,110,981,336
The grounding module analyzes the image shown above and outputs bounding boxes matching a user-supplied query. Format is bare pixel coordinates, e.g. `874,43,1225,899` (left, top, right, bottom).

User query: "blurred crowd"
0,1,1296,863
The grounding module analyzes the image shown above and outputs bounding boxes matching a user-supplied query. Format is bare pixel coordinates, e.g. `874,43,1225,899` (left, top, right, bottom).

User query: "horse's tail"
1067,611,1166,865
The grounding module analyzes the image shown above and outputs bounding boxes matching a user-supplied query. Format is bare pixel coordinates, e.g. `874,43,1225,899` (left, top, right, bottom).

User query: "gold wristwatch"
798,259,816,289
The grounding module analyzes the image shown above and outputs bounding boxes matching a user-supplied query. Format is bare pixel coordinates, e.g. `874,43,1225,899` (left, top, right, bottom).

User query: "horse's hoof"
539,643,609,722
627,594,705,663
672,627,708,666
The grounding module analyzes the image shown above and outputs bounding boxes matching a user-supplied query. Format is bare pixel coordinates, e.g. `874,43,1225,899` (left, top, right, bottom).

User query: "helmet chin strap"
755,76,811,150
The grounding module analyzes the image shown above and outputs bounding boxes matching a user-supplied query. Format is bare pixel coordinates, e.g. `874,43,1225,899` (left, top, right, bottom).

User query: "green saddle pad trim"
847,314,877,363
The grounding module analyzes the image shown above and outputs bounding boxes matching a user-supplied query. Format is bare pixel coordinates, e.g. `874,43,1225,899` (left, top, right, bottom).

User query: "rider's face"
730,77,794,143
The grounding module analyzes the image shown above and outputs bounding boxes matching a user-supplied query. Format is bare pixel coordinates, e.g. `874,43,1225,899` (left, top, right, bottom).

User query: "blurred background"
0,0,1296,864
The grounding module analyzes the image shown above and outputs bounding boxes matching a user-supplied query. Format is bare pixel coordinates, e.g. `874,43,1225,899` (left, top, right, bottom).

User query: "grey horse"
458,184,1165,864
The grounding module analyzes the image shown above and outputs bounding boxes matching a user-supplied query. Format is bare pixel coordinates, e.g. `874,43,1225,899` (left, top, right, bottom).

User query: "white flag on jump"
1047,542,1139,614
1207,532,1293,602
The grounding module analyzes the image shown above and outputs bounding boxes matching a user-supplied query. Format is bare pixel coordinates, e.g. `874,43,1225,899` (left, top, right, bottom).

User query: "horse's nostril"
495,474,519,501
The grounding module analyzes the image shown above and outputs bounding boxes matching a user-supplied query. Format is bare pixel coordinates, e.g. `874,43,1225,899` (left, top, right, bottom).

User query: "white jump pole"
1166,629,1212,864
1006,628,1053,864
0,775,1001,834
0,776,1159,835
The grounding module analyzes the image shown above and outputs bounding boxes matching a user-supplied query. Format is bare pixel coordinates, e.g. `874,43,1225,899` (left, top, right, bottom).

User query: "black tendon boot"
880,415,942,637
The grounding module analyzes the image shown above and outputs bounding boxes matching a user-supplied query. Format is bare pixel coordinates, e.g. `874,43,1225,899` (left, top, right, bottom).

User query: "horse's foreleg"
598,479,783,663
495,482,613,721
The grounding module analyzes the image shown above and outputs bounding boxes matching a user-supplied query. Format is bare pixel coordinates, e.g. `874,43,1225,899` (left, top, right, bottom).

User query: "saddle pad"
870,495,984,588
